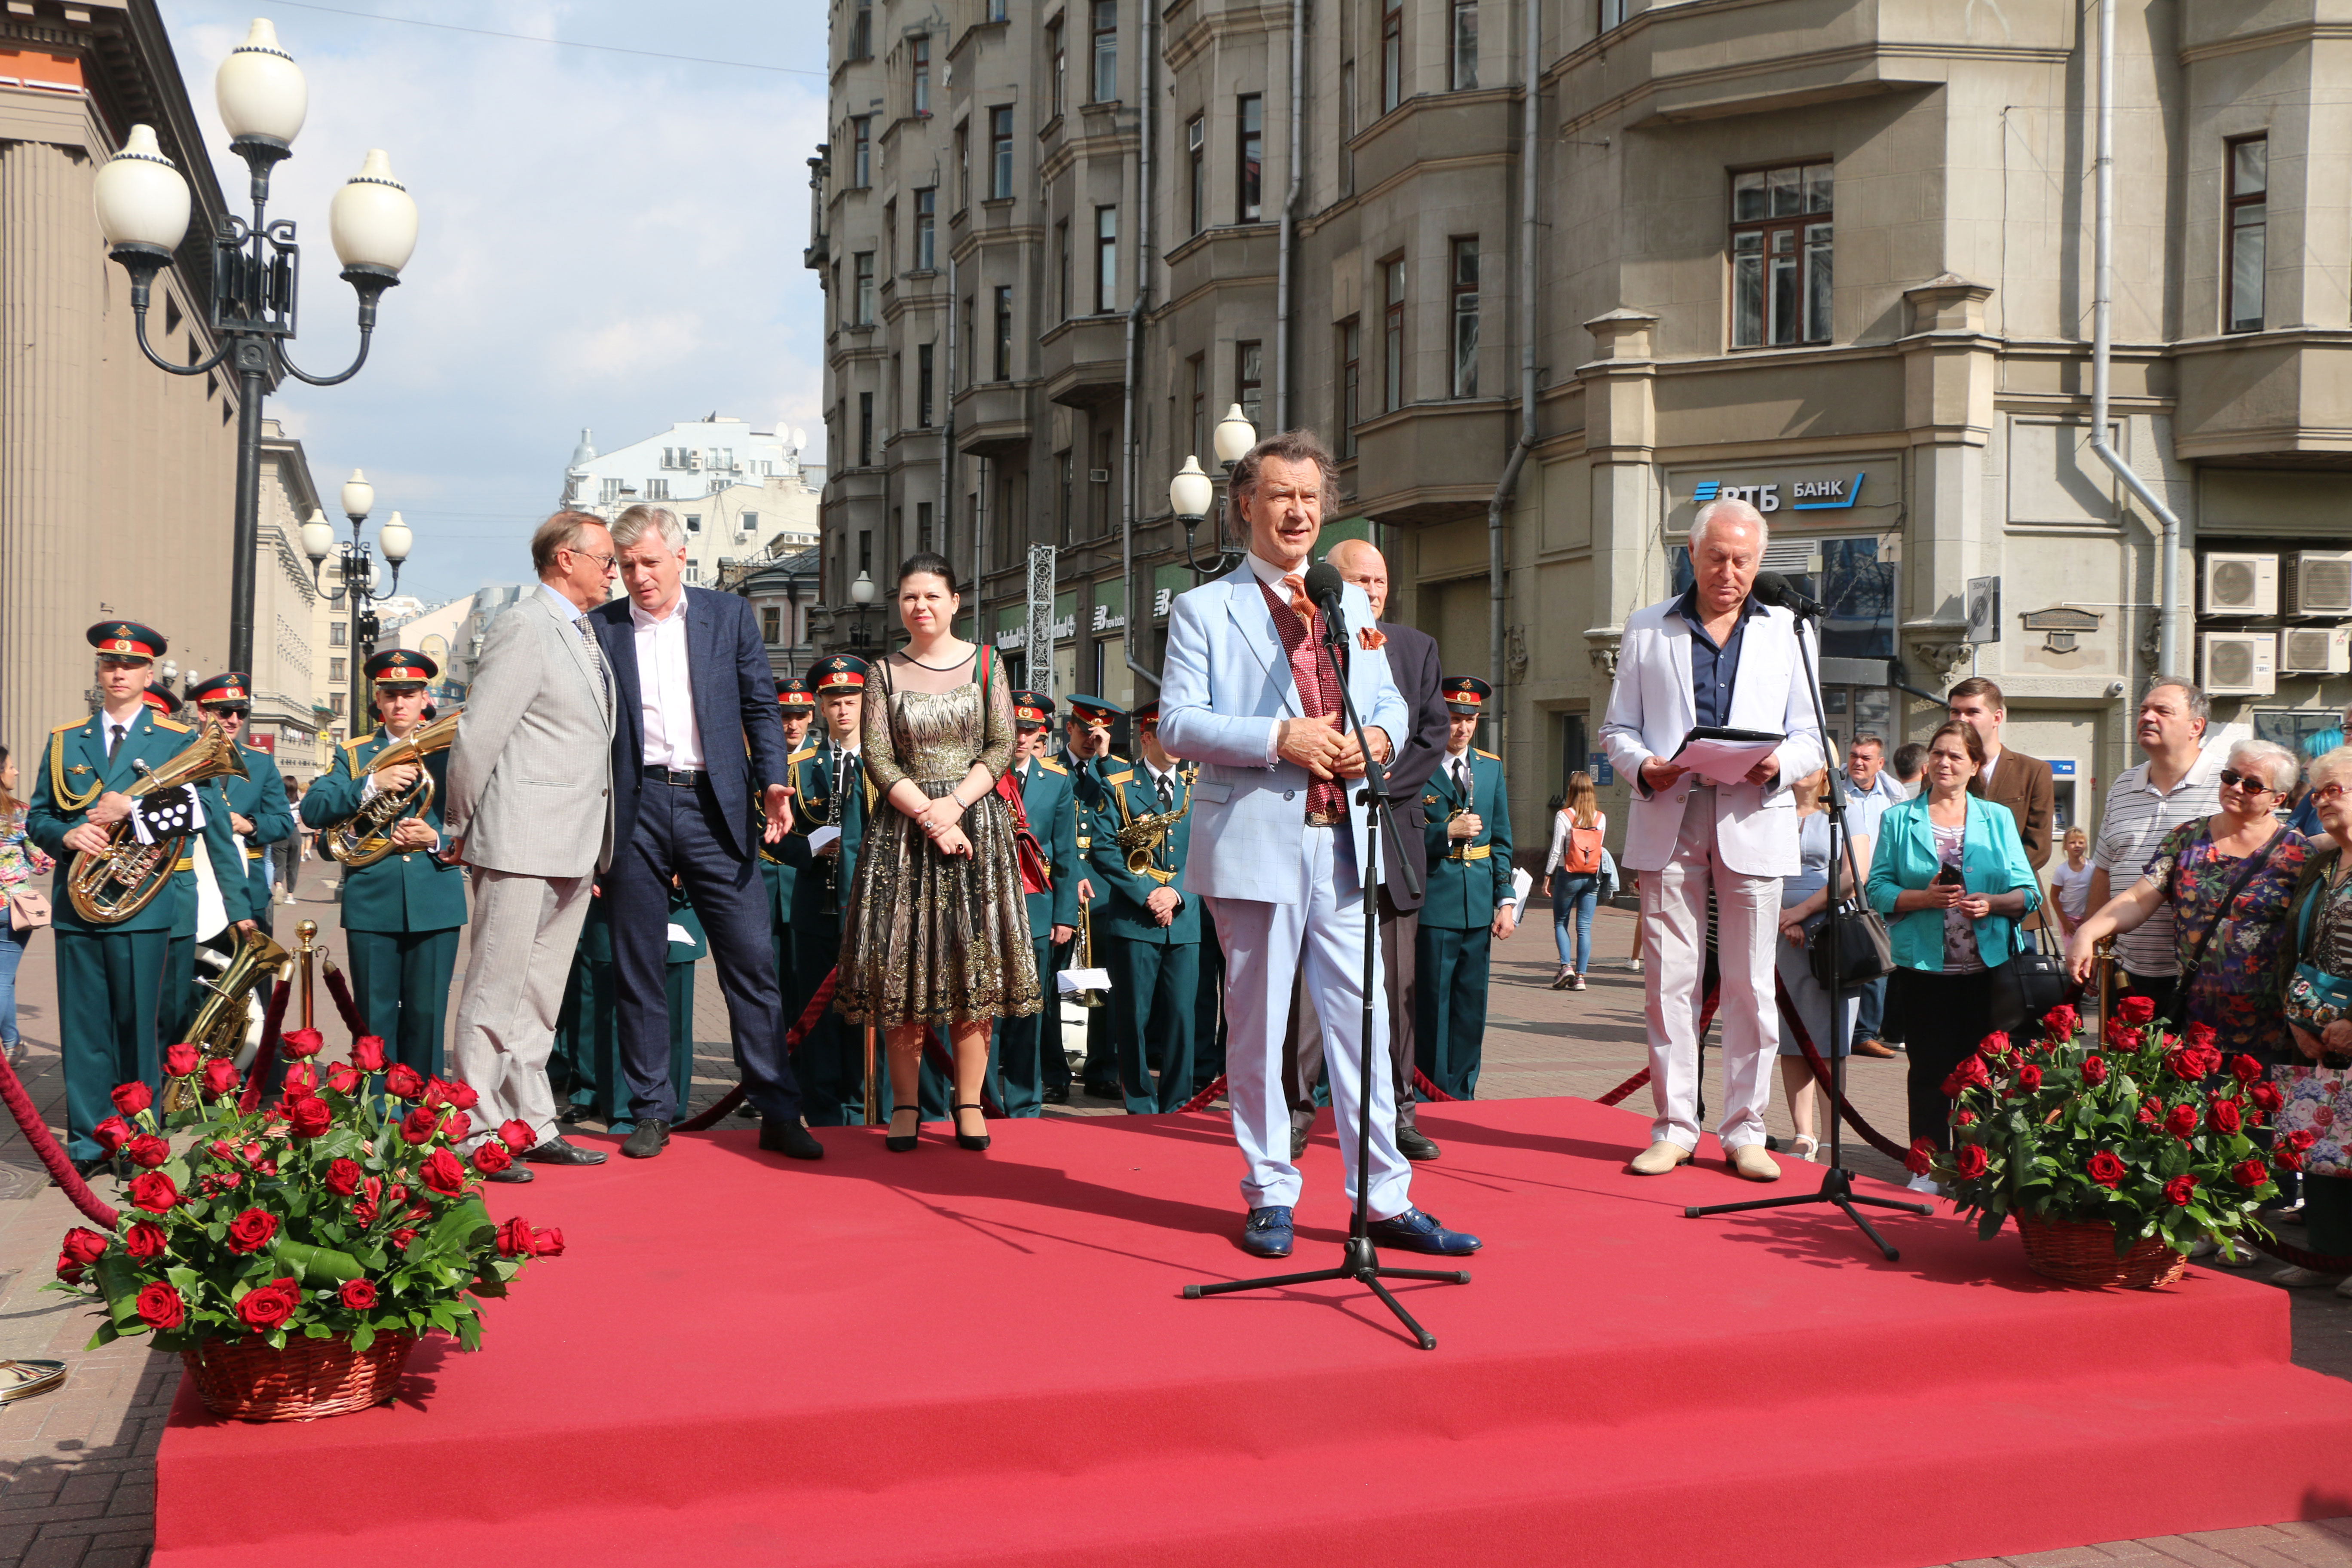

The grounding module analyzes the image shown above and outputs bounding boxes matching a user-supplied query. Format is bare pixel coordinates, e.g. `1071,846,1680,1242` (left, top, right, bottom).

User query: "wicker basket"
181,1332,416,1422
2015,1213,2189,1290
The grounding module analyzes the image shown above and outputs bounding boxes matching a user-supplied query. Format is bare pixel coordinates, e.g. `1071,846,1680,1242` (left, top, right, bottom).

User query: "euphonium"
325,710,463,868
163,927,292,1112
65,721,248,925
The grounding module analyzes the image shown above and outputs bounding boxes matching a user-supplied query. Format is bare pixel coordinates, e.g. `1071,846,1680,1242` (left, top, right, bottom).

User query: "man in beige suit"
443,511,620,1177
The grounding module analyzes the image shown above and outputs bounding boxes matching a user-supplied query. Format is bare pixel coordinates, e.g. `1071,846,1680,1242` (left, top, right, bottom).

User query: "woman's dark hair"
896,551,959,592
1926,718,1985,769
0,745,14,816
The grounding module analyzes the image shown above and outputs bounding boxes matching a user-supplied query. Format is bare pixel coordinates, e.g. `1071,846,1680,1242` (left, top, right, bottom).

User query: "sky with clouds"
158,1,832,606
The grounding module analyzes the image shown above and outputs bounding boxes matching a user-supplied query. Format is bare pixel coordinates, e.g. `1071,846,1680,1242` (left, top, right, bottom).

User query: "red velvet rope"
0,1050,116,1228
320,958,367,1038
673,967,839,1132
1776,978,1910,1165
1176,1074,1225,1114
1410,1067,1458,1104
1590,980,1722,1109
235,973,295,1116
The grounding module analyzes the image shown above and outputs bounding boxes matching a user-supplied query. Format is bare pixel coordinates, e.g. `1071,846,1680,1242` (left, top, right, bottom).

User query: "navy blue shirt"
1675,586,1767,731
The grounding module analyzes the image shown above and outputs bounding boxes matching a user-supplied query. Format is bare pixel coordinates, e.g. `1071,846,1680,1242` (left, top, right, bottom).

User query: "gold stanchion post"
295,919,317,1032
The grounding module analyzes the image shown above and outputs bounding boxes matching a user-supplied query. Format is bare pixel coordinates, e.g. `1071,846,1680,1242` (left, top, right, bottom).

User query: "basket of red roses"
48,1032,565,1421
1909,998,2296,1289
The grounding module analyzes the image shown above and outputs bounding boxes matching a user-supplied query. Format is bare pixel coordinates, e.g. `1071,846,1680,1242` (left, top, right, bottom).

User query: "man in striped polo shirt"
2089,678,2226,1023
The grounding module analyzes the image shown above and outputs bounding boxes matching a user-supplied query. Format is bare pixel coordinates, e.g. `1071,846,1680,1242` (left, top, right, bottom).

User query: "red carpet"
152,1097,2352,1568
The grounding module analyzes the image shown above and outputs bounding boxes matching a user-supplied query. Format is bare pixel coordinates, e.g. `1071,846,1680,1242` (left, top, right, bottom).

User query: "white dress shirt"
631,591,705,770
539,581,582,622
1247,549,1315,764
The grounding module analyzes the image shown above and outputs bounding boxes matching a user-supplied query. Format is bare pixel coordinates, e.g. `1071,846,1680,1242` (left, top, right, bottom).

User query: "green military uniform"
992,692,1081,1117
783,655,876,1124
1416,735,1514,1101
751,679,816,1118
1058,695,1125,1102
1082,722,1202,1115
27,622,253,1163
189,674,294,939
554,885,704,1133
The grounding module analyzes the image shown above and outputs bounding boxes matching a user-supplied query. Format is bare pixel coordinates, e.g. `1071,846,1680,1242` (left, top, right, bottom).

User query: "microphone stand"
1184,589,1466,1349
1683,601,1931,1258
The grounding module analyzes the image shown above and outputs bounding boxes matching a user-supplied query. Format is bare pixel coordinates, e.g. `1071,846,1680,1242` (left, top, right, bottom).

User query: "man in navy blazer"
592,505,822,1163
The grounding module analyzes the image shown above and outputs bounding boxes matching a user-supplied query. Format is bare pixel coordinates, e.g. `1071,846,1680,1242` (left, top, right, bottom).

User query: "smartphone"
1933,864,1964,888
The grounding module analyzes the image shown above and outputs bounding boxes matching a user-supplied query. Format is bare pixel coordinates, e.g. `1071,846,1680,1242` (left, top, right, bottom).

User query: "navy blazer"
592,587,788,862
1375,620,1449,912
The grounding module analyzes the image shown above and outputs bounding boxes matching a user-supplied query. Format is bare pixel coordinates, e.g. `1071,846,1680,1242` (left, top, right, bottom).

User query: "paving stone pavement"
0,867,2343,1567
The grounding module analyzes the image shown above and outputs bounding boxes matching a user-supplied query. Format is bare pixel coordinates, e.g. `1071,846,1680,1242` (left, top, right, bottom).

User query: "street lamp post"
847,569,880,650
1169,404,1258,580
300,470,412,735
90,18,418,683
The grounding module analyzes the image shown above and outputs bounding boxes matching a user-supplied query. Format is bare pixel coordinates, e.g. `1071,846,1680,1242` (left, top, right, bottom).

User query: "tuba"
324,710,462,868
66,722,248,925
163,927,292,1112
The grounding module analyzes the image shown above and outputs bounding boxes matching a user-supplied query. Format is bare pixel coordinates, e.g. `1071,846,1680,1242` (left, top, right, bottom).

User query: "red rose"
2042,1004,2079,1041
2116,995,2156,1026
339,1278,378,1310
91,1115,132,1153
123,1220,167,1261
1904,1139,1936,1176
2230,1054,2261,1085
201,1059,241,1099
498,1119,536,1153
1956,1110,1978,1127
2163,1174,2197,1207
2165,1103,2200,1139
2016,1064,2044,1091
351,1035,387,1072
388,1183,407,1203
56,1227,108,1283
2080,1055,2108,1086
390,1227,418,1250
472,1140,513,1174
496,1215,555,1257
352,1200,378,1227
2277,1144,2307,1172
135,1281,184,1330
2086,1150,2128,1188
235,1280,297,1333
1978,1031,2013,1060
2107,1025,2144,1054
1951,1143,1990,1180
442,1111,469,1140
1940,1072,1963,1098
109,1081,151,1117
2232,1158,2269,1188
418,1147,468,1196
225,1208,279,1254
282,1063,318,1098
2187,1021,2217,1049
284,1096,333,1139
241,1141,264,1163
2251,1081,2285,1113
325,1158,363,1196
533,1226,563,1258
123,1134,170,1170
399,1105,441,1145
422,1076,454,1109
128,1173,179,1213
280,1028,323,1059
444,1080,480,1111
383,1064,425,1100
2209,1099,2243,1136
162,1042,199,1078
325,1063,361,1096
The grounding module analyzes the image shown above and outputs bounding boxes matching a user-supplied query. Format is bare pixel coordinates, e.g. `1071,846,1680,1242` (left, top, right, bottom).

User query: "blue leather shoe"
1367,1207,1482,1256
1240,1205,1295,1258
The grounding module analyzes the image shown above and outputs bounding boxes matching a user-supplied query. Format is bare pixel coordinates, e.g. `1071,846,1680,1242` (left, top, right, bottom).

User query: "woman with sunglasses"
2067,738,2308,1074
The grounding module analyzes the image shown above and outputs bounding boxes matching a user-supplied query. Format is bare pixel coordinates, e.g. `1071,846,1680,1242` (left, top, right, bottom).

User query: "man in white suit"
1160,430,1481,1259
442,511,621,1176
1600,499,1823,1182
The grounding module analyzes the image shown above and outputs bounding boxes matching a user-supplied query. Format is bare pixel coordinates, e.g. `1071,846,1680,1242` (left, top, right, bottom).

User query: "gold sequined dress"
838,650,1042,1027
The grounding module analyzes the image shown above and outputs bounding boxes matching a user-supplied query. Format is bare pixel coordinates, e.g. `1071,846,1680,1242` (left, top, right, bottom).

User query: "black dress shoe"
67,1155,110,1182
520,1134,610,1167
759,1116,825,1160
1396,1124,1442,1162
483,1165,535,1183
1041,1086,1069,1105
621,1119,671,1160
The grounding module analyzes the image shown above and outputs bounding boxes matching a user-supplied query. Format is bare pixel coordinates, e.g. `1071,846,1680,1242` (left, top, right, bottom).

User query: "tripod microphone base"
1185,1234,1472,1350
1684,1165,1933,1261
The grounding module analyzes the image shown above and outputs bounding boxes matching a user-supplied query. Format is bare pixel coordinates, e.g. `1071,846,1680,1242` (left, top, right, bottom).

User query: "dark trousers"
1889,965,1995,1149
1106,934,1199,1113
55,929,167,1161
1284,890,1418,1131
993,933,1057,1117
346,928,459,1080
1417,922,1492,1100
790,925,858,1125
1194,908,1227,1095
612,776,801,1126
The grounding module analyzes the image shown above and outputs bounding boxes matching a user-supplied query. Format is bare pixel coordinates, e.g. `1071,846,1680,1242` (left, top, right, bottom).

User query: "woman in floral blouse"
0,746,55,1066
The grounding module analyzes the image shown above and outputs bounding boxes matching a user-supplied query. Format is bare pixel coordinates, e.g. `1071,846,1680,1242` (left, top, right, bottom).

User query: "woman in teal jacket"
1866,720,2041,1159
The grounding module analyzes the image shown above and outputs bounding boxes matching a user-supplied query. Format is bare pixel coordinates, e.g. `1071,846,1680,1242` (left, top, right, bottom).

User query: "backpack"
1562,821,1603,874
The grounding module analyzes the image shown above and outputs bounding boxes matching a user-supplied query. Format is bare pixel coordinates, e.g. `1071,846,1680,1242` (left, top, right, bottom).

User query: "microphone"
1302,560,1349,624
1751,570,1827,620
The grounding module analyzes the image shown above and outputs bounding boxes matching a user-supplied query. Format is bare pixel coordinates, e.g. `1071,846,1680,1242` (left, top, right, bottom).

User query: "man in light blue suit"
1159,431,1482,1261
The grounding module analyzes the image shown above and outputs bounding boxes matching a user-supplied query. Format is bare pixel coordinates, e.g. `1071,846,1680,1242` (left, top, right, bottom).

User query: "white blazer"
1599,594,1824,877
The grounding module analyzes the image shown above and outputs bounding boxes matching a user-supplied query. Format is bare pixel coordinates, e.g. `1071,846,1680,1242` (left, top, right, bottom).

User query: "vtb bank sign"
1690,471,1865,514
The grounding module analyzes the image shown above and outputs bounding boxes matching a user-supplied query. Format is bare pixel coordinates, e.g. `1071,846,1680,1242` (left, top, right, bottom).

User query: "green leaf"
1977,1208,2006,1242
350,1323,375,1353
269,1237,366,1287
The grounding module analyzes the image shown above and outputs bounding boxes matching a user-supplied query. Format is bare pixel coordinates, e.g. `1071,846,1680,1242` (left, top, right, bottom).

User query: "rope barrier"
674,967,839,1132
1776,979,1910,1165
1410,1067,1457,1104
1176,1074,1225,1114
0,1053,115,1229
235,976,295,1117
1589,980,1722,1110
320,957,367,1039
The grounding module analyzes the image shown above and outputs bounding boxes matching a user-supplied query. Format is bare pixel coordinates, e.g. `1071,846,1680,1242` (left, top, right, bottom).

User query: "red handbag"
977,648,1052,896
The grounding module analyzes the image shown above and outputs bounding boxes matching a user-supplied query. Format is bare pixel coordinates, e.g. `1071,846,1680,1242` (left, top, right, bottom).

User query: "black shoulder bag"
1806,820,1894,993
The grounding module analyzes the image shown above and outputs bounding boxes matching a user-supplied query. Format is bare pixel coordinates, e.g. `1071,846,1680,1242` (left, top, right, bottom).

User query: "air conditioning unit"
1087,467,1112,484
2280,625,2352,675
2200,551,2278,618
2201,630,2276,696
686,451,703,471
2284,550,2352,619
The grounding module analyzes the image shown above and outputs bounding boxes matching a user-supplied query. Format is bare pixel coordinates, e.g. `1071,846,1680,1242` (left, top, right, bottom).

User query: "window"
858,532,873,575
1091,0,1117,102
988,0,1006,19
918,342,935,425
329,621,347,647
1383,256,1406,411
1189,353,1207,461
2226,135,2266,334
858,392,874,467
1090,429,1114,533
852,117,870,187
646,478,671,500
1056,219,1072,319
993,285,1013,381
883,199,897,276
330,658,346,683
1058,452,1075,544
741,511,760,534
1237,340,1263,432
1450,0,1477,90
685,513,702,533
1340,60,1356,195
916,501,934,553
1339,317,1361,456
1381,0,1403,113
330,692,346,719
849,0,872,58
912,36,930,113
1599,0,1626,31
964,297,976,383
1237,95,1263,222
915,188,935,269
1095,205,1118,311
1730,162,1833,349
1049,19,1066,117
854,252,875,324
763,606,782,643
1450,238,1479,396
1187,115,1206,235
600,478,623,503
956,123,970,209
989,107,1015,199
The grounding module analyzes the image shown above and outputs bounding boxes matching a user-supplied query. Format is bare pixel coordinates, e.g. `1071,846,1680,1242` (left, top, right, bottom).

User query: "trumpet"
324,710,462,868
164,927,291,1113
1072,900,1106,1009
65,722,247,925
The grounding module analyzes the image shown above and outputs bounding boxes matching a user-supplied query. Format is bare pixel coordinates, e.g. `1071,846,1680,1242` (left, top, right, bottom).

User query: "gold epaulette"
788,745,817,764
155,718,189,733
1037,757,1067,775
1475,748,1499,761
49,720,80,735
342,736,367,756
1105,770,1134,785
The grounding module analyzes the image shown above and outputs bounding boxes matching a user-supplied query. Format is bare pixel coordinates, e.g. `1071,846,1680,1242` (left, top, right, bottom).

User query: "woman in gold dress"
838,553,1042,1150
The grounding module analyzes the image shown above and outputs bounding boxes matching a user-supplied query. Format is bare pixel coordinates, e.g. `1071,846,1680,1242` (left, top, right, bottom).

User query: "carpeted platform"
153,1097,2352,1568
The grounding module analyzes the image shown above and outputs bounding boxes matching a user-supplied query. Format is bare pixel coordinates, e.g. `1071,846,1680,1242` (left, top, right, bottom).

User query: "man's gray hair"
2144,676,2211,726
2227,736,2299,794
612,504,686,552
1690,498,1769,554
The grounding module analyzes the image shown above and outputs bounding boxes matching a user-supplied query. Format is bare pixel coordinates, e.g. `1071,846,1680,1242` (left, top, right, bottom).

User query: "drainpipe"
1121,0,1159,692
946,257,960,636
2090,0,2180,676
1274,0,1305,428
1484,0,1541,749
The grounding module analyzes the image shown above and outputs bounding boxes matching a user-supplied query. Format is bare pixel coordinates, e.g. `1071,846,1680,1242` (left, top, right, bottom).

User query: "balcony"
1351,400,1514,527
952,382,1033,455
2172,331,2352,465
1040,315,1128,412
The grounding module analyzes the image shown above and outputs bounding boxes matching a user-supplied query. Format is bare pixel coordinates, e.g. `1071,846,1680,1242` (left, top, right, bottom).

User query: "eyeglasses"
565,546,617,573
2312,782,2349,806
2217,768,2277,795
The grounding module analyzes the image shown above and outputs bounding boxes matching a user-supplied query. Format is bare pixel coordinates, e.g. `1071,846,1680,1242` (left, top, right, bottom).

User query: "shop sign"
1690,471,1866,514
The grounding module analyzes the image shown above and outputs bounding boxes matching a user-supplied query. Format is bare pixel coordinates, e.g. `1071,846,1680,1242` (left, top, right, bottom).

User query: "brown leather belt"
1304,809,1346,828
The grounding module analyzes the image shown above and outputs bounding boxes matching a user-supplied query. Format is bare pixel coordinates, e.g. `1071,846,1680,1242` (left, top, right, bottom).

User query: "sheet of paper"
665,923,695,946
1057,968,1113,995
1669,732,1782,785
806,824,841,854
1510,867,1534,922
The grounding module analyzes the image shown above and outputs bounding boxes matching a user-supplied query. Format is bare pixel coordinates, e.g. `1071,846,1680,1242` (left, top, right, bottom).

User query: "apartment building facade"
812,0,2352,842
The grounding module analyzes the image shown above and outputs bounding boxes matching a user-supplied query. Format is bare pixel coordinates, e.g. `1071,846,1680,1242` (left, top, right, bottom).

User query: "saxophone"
323,710,462,868
163,926,291,1113
65,722,248,924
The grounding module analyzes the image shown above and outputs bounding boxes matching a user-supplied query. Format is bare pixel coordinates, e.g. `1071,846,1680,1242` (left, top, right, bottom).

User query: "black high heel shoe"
885,1103,922,1153
952,1102,990,1152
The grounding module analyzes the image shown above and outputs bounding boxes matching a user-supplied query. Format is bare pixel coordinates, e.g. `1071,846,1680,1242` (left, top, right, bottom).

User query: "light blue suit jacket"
1158,564,1409,904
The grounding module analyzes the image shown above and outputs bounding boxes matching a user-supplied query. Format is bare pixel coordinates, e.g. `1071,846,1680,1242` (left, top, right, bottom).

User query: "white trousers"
451,868,594,1145
1640,786,1779,1154
1204,823,1413,1219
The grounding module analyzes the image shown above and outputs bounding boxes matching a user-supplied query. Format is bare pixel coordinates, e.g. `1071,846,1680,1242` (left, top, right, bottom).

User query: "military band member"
28,622,255,1175
993,690,1081,1116
784,655,872,1124
751,677,817,1117
141,680,205,1044
1416,677,1518,1101
299,649,468,1079
188,673,293,939
1060,694,1125,1099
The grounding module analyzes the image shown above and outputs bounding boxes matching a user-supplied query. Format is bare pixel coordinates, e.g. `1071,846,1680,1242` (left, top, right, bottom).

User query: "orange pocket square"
1357,628,1388,651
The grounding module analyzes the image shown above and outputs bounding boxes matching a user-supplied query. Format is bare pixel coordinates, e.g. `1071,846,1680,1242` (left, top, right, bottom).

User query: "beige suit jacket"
444,586,616,878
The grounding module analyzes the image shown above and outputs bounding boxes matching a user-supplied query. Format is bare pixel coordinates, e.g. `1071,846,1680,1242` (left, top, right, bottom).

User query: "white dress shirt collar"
632,590,704,770
628,587,688,630
1246,551,1308,589
539,581,583,622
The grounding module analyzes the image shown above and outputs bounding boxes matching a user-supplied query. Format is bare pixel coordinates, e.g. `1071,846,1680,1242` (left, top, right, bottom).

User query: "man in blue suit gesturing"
1158,431,1482,1261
